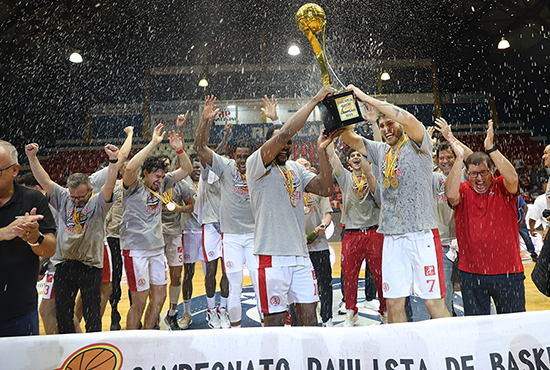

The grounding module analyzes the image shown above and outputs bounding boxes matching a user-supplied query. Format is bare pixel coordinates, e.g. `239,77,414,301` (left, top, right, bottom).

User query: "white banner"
2,311,550,370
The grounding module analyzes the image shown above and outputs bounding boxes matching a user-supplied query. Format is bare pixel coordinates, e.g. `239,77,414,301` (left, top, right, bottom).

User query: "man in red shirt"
445,120,524,315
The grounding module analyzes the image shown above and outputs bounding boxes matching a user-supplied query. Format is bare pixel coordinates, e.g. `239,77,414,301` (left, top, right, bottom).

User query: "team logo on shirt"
436,177,447,203
270,295,281,307
233,171,249,197
424,265,435,276
66,205,91,233
145,189,161,214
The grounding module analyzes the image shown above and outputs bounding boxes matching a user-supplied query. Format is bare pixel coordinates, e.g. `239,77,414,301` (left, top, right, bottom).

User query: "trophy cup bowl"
295,3,326,34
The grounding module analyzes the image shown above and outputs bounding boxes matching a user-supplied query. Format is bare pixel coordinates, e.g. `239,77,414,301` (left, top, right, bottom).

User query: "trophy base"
317,90,364,134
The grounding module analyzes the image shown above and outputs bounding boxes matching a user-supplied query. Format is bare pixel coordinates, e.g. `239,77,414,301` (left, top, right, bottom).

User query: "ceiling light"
69,52,83,63
199,78,208,87
380,72,390,81
498,37,510,50
288,44,300,56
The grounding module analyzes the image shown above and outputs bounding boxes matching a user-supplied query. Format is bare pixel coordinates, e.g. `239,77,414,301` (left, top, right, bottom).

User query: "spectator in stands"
446,120,525,316
121,123,192,330
26,142,119,333
514,156,524,176
529,184,540,202
0,140,56,337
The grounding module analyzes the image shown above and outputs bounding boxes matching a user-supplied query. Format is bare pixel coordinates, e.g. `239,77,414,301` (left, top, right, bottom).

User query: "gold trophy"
296,4,363,133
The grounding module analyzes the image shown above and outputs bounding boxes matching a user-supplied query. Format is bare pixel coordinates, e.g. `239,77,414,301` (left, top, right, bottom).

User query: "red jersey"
453,176,523,275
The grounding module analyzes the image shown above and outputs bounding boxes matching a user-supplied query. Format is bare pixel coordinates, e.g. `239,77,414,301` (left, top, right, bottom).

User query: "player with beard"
194,95,260,328
121,123,192,330
445,121,524,315
340,85,450,323
246,85,336,327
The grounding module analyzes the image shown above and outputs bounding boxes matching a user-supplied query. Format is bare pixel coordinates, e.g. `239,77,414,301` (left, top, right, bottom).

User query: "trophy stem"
302,29,332,86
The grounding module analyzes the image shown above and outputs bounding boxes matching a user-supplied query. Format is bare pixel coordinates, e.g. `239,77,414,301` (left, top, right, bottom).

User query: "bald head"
296,158,311,170
543,145,550,168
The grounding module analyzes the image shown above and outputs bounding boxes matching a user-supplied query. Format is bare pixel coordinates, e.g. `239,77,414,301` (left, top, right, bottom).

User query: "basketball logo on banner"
55,343,123,370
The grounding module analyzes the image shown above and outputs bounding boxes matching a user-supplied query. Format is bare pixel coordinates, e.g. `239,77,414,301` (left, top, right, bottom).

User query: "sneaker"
364,299,380,312
337,301,347,315
343,310,358,327
153,324,160,330
380,311,388,324
218,308,231,329
179,312,193,329
164,312,181,330
322,318,334,327
206,308,221,329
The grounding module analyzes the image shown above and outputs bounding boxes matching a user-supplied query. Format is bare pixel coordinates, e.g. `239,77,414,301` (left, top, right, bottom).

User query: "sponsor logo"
138,278,146,287
55,343,123,370
270,296,281,306
424,266,435,276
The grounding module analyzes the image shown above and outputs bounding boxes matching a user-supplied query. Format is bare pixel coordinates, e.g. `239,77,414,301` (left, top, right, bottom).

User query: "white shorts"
253,255,319,314
222,233,255,273
43,271,55,300
183,230,203,264
123,248,168,292
102,241,112,283
382,229,445,300
164,233,183,267
202,223,222,263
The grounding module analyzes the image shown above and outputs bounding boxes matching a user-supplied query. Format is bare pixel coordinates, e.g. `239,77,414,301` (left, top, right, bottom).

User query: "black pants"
309,249,333,323
107,237,123,322
54,260,102,333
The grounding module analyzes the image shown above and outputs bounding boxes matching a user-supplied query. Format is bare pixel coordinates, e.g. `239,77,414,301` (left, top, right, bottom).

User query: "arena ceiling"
0,0,549,149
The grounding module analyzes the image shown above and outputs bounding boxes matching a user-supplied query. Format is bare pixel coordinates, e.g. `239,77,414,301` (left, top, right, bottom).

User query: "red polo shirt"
453,176,523,275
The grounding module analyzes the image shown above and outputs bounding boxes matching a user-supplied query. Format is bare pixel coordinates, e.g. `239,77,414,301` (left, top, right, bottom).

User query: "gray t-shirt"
106,179,123,238
200,164,221,225
89,167,108,190
181,177,201,231
336,169,380,229
247,150,316,257
162,180,194,235
363,127,438,235
304,193,332,252
432,172,455,246
120,172,175,251
50,183,113,268
210,153,255,234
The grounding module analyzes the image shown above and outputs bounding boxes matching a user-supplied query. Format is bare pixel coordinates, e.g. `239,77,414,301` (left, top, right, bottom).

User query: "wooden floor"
39,242,550,334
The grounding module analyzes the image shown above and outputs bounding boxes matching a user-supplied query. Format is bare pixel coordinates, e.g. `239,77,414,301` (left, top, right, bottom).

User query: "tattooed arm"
347,85,425,146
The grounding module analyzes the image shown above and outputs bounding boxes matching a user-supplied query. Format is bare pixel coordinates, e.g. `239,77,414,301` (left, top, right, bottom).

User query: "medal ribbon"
352,170,366,194
303,192,310,206
72,191,94,227
384,136,408,181
274,161,296,206
142,180,170,205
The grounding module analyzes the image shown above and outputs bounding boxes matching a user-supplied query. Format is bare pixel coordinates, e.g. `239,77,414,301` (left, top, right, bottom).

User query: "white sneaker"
322,318,334,327
337,301,347,315
343,310,358,327
206,308,221,329
364,299,380,312
379,311,388,324
178,312,193,329
218,307,231,329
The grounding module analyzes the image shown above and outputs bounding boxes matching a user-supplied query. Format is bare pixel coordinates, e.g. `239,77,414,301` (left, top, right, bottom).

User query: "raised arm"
101,144,119,202
25,143,54,196
123,123,165,187
215,118,232,154
434,118,473,159
340,127,369,159
445,133,465,207
363,159,377,193
169,131,193,183
485,120,518,194
176,111,189,141
348,84,424,146
363,103,382,142
260,86,336,167
193,95,219,167
261,94,280,123
116,126,134,172
304,131,336,197
326,142,343,177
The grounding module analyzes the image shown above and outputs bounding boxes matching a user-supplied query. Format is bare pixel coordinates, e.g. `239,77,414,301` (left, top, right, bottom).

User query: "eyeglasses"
467,169,491,178
0,163,16,177
69,190,91,202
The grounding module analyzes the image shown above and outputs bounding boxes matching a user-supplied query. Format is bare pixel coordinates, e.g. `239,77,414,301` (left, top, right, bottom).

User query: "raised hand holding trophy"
296,4,364,133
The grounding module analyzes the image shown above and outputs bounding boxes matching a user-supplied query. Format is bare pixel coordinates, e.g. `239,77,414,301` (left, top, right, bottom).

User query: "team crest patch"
138,278,146,287
226,261,234,269
270,295,281,306
383,282,390,293
424,265,435,276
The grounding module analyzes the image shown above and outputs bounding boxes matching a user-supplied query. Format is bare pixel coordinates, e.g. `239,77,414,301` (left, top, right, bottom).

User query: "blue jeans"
0,310,39,337
519,226,536,255
442,246,454,315
459,270,526,315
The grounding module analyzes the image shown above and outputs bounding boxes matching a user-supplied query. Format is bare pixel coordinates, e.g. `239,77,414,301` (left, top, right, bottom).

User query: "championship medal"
74,224,83,233
166,202,176,211
357,191,364,199
391,177,399,188
383,178,391,189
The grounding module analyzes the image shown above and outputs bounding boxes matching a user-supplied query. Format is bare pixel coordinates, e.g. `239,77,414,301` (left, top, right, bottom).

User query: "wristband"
109,159,118,164
177,149,184,155
486,146,497,154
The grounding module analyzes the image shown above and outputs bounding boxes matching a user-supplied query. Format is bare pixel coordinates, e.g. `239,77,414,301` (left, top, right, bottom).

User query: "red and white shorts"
183,230,203,264
222,233,255,274
123,248,168,292
102,241,112,283
253,255,319,314
164,233,184,267
382,229,446,300
43,271,55,300
202,223,222,263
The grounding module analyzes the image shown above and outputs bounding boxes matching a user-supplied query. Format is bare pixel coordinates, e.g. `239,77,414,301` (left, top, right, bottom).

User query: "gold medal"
74,224,83,233
357,191,364,199
383,178,391,188
391,177,399,188
166,202,176,211
291,197,296,207
274,161,297,208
